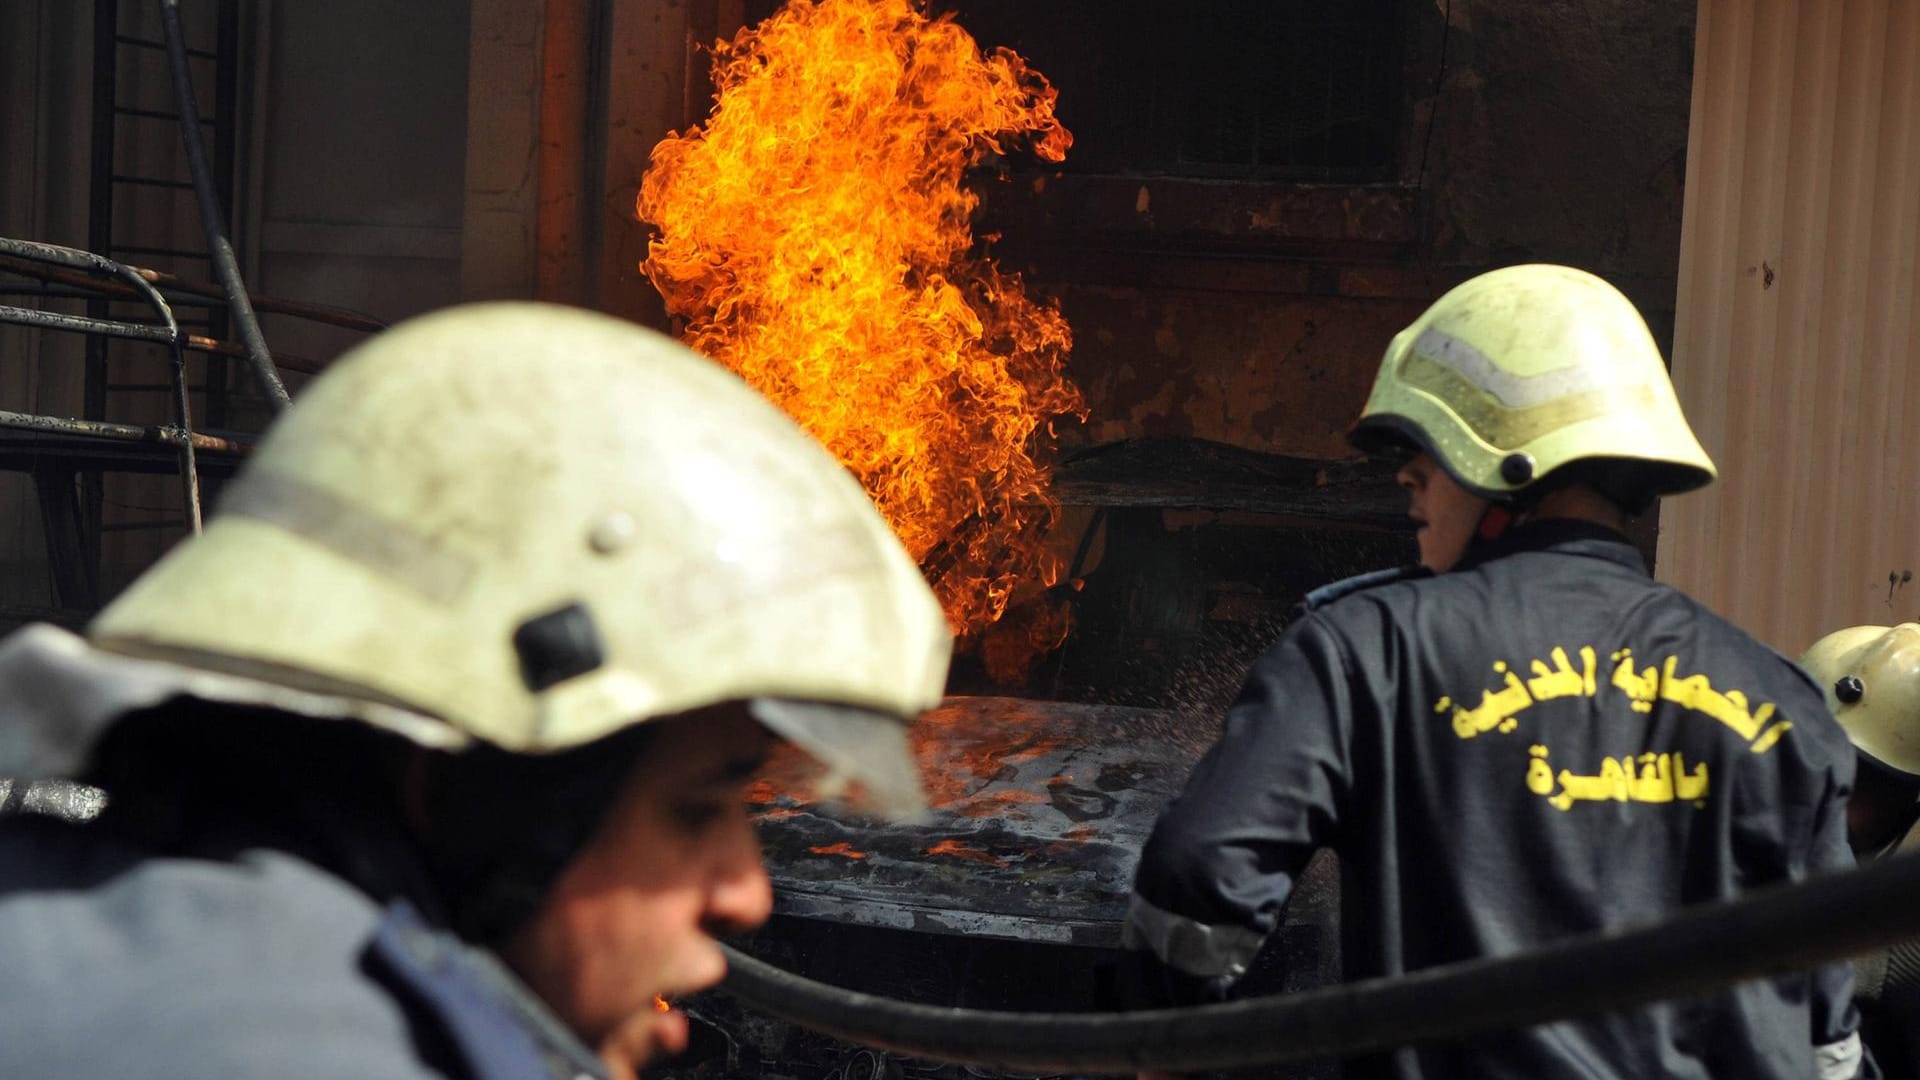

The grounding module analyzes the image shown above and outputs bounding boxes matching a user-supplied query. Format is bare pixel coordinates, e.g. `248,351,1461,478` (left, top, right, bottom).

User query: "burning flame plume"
639,0,1085,645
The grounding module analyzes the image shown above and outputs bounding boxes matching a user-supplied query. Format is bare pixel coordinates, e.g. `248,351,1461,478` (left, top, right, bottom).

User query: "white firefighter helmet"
1798,624,1920,779
89,302,951,816
1351,264,1716,504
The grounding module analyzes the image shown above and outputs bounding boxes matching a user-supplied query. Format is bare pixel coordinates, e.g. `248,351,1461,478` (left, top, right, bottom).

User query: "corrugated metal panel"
1659,0,1920,657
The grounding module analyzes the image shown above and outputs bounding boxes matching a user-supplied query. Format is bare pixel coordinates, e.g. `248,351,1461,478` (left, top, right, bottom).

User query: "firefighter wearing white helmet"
1124,266,1866,1079
0,303,951,1080
1800,624,1920,1079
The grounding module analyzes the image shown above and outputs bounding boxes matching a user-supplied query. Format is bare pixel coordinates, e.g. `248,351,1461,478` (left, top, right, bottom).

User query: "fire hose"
720,849,1920,1074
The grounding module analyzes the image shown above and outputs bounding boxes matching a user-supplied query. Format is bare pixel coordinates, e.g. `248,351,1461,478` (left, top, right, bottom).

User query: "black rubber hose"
156,0,291,409
721,850,1920,1074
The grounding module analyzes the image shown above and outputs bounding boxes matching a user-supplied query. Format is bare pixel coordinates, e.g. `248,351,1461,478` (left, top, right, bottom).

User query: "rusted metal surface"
1661,0,1920,653
711,694,1344,1080
754,696,1208,947
0,410,249,455
0,305,177,344
534,0,597,306
1052,436,1409,528
985,176,1420,264
0,778,105,822
753,697,1345,957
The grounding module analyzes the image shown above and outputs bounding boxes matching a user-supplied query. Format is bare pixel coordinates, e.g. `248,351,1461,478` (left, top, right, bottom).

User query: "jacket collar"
1453,518,1648,576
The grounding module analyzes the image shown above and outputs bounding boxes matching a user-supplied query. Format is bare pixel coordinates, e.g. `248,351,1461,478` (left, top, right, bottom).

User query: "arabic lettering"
1441,643,1793,754
1526,745,1556,795
1442,660,1535,739
1527,646,1599,702
1529,744,1710,811
1609,648,1660,713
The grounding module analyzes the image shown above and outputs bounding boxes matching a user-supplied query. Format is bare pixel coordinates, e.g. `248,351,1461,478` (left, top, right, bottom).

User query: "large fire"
638,0,1085,650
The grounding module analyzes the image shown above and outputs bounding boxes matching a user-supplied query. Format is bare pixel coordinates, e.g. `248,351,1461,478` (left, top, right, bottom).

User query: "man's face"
503,706,775,1080
1397,451,1490,572
1847,755,1920,857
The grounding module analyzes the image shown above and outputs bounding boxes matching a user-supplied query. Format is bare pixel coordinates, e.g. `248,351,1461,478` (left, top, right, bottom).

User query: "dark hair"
1527,458,1694,517
86,700,655,943
413,724,656,942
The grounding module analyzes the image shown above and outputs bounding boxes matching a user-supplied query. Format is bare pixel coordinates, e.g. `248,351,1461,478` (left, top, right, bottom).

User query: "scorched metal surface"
752,695,1210,948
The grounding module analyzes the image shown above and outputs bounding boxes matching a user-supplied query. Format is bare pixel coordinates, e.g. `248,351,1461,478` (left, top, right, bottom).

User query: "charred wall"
494,0,1698,464
970,0,1698,464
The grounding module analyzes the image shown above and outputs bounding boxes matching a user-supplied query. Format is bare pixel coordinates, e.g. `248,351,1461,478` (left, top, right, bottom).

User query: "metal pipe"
0,300,326,376
0,305,175,343
719,851,1920,1074
155,0,290,408
0,284,222,307
181,332,324,375
170,344,204,531
0,410,250,455
0,238,208,529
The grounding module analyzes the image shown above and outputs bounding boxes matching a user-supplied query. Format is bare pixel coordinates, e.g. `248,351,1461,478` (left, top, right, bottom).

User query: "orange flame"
639,0,1085,643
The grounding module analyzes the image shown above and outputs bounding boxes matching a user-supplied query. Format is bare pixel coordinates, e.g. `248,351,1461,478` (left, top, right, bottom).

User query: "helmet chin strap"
1475,504,1516,542
1472,483,1545,547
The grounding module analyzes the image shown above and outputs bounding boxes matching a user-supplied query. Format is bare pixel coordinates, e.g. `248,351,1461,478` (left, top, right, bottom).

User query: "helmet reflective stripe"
1410,327,1617,409
1398,339,1661,449
221,468,476,605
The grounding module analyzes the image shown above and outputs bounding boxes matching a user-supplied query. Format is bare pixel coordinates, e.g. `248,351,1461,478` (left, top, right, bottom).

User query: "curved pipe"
156,0,290,409
0,237,203,530
722,850,1920,1074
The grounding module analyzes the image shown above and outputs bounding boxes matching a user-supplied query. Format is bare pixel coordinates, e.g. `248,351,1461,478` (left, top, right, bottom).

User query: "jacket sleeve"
1120,614,1354,1005
1810,757,1867,1080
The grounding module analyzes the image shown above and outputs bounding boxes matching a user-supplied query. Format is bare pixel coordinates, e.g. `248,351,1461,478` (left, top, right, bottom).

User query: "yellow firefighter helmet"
90,302,951,815
1798,624,1920,779
1350,264,1716,503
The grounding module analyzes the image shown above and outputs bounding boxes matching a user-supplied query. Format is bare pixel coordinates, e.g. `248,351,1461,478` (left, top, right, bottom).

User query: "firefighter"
1800,624,1920,1078
0,304,951,1080
1122,265,1866,1079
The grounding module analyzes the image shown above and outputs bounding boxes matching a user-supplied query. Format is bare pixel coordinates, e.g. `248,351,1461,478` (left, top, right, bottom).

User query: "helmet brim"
747,698,927,820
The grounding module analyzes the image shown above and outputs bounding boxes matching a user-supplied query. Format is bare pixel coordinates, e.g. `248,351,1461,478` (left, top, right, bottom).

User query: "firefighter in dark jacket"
1800,624,1920,1079
0,304,951,1080
1123,264,1866,1079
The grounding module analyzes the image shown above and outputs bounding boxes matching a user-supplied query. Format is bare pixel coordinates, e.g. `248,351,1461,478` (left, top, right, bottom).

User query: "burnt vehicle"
673,437,1412,1080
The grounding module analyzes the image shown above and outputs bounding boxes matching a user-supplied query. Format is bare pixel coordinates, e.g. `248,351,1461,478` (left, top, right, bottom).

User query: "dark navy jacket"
1125,520,1863,1079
